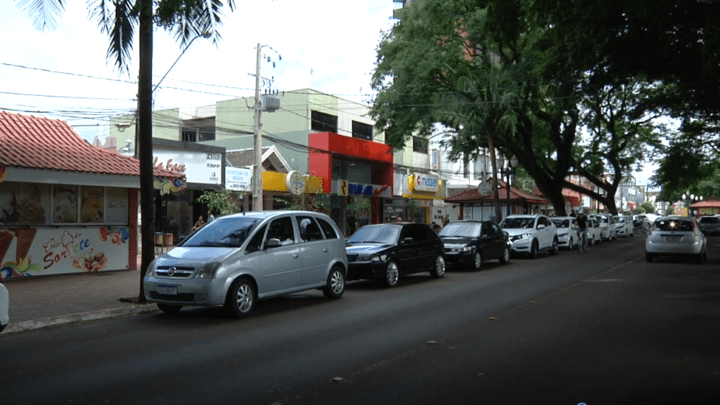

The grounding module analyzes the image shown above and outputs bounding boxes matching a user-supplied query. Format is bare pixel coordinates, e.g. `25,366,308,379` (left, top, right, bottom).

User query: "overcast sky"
1,0,396,138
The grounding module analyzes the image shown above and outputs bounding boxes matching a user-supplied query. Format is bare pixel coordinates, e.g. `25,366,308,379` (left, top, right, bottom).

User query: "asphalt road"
1,235,719,405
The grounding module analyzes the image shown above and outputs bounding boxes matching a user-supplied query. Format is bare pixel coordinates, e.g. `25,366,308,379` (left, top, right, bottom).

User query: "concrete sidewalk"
2,258,159,335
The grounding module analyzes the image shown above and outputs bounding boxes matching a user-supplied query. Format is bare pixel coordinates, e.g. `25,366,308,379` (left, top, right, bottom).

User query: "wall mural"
0,226,130,278
154,177,187,196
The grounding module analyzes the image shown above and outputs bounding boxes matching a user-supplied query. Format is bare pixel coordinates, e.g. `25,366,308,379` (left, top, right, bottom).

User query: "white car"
586,216,601,246
590,213,617,241
499,214,558,258
613,215,634,237
646,216,707,263
551,216,579,250
0,273,8,333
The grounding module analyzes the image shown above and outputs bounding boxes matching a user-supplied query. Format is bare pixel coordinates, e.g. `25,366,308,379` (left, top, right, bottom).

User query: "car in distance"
698,215,720,236
645,216,707,263
0,272,8,333
551,216,579,250
345,223,445,287
613,215,634,237
438,220,510,270
144,211,348,317
590,213,617,241
499,214,558,258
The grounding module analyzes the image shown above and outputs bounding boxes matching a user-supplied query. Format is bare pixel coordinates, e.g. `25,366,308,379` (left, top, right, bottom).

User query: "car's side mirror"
537,224,546,230
265,238,282,249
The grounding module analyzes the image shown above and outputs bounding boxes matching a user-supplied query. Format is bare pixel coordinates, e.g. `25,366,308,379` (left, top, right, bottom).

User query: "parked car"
438,220,511,270
698,215,720,236
646,216,707,263
613,215,634,237
590,213,617,241
0,273,8,333
144,211,348,317
499,214,558,258
551,216,579,250
586,216,601,246
345,223,445,287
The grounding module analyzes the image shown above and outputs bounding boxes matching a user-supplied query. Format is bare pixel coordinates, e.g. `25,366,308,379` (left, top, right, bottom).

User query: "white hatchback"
500,214,558,258
613,215,634,237
646,216,707,263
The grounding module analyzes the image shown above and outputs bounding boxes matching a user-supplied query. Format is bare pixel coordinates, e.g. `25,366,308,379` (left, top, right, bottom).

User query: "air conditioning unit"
261,95,280,112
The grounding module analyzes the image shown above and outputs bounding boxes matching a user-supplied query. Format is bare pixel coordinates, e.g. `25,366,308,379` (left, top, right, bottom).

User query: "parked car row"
141,209,710,319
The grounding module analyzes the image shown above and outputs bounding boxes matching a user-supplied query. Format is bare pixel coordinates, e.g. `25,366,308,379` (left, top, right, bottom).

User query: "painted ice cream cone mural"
0,227,43,278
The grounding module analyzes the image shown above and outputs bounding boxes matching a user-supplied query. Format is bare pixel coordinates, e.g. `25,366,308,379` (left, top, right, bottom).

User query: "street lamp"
499,155,518,217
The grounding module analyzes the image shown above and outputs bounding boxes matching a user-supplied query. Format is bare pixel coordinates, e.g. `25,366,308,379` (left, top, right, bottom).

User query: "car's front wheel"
499,246,511,264
383,260,400,287
323,266,345,299
225,277,255,318
430,255,446,278
549,237,559,255
529,240,539,259
471,251,482,271
157,303,182,314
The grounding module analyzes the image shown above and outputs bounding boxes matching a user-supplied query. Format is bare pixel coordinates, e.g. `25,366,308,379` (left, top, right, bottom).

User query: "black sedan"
345,223,445,287
439,220,510,271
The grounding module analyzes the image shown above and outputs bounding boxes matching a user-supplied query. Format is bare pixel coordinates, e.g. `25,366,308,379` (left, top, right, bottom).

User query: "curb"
2,304,159,335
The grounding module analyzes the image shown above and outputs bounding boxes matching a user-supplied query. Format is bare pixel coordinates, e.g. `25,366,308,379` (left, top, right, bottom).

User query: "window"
0,183,51,225
53,185,79,224
80,186,105,224
267,217,295,246
296,216,324,242
413,136,428,154
246,225,266,253
311,110,338,133
317,218,338,239
352,121,373,140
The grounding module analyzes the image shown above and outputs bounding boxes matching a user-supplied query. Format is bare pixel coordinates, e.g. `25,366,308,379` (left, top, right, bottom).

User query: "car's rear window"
439,223,482,237
654,219,694,232
699,217,720,224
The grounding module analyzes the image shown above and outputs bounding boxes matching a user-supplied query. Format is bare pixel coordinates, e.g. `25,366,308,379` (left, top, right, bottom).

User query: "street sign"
478,181,492,197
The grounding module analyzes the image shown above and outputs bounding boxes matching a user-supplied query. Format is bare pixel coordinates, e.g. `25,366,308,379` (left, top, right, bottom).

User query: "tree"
640,202,655,214
18,0,236,302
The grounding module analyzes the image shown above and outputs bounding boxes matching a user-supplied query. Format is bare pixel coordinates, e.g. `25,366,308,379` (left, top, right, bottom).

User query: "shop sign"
154,150,222,185
286,171,306,196
226,167,252,191
335,180,391,198
477,181,492,197
414,173,439,192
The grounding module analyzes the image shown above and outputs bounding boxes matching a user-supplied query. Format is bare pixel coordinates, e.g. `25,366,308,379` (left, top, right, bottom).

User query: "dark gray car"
144,211,348,317
698,215,720,236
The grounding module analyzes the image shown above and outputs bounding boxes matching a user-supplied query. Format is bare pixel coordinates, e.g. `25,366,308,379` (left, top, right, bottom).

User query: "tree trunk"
138,0,154,303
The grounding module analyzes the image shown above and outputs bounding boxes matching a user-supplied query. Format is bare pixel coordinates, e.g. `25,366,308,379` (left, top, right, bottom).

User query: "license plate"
664,236,682,242
158,285,177,295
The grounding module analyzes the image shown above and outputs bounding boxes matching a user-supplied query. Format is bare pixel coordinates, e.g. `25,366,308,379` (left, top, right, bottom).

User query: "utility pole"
252,43,263,211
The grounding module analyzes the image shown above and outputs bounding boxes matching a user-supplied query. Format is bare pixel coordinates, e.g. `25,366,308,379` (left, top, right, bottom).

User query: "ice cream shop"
0,111,185,279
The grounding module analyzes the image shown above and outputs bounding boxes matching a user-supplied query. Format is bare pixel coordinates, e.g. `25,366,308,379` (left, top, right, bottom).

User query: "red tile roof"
0,111,181,179
690,196,720,208
445,179,547,204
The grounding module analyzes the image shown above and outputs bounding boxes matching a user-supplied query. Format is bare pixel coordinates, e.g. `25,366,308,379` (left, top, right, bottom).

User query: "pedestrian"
356,210,370,229
396,215,402,223
432,223,441,233
192,215,204,231
442,214,450,227
207,210,215,223
576,211,588,252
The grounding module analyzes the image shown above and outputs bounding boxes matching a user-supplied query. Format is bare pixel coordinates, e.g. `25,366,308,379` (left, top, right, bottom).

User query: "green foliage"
666,206,675,216
640,202,655,214
196,189,237,216
634,207,646,214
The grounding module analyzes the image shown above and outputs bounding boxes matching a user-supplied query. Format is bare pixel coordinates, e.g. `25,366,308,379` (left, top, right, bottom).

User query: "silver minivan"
144,211,348,317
